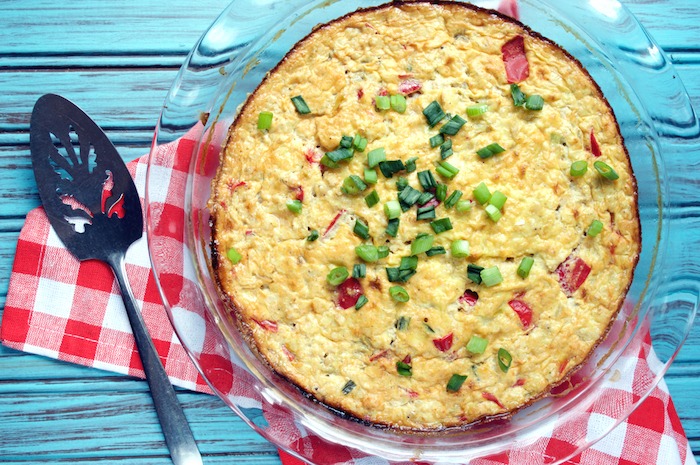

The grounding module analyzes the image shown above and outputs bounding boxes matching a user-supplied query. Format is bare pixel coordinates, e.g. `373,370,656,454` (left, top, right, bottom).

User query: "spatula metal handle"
109,252,203,465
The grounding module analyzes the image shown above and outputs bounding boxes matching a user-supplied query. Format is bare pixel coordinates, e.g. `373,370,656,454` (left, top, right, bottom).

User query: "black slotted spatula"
30,94,203,465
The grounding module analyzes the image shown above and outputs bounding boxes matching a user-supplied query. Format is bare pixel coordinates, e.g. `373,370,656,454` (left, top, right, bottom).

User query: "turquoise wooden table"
0,1,698,463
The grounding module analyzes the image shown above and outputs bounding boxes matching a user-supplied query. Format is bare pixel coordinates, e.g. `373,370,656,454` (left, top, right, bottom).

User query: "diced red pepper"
292,186,304,202
253,319,278,333
459,289,479,307
337,277,363,309
323,209,346,237
402,354,412,364
418,197,440,209
398,78,422,95
590,130,602,157
357,88,364,100
304,148,320,164
377,88,389,97
508,299,533,328
226,179,247,192
369,350,388,362
514,378,526,387
281,345,295,362
433,333,454,352
556,255,592,296
483,392,505,409
501,35,529,83
497,0,520,20
404,388,419,398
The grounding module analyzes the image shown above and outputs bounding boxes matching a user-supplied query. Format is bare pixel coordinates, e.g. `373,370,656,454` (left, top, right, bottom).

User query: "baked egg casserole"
209,1,640,430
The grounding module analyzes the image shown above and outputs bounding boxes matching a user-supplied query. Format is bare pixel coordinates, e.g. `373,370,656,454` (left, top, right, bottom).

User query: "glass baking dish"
146,1,700,463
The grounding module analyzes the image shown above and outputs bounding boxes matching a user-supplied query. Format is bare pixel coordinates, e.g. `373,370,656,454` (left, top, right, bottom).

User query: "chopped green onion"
390,94,407,113
400,256,418,271
367,148,386,168
404,157,418,173
306,229,319,242
384,200,402,219
489,191,507,210
436,161,459,179
326,147,354,163
440,139,454,159
426,246,446,256
417,191,435,205
446,373,468,392
497,348,512,373
476,143,506,159
473,182,492,205
375,95,391,111
510,84,526,106
518,257,535,278
456,199,473,212
436,183,447,202
430,133,445,148
353,263,366,279
353,219,370,239
444,190,463,209
525,95,545,111
286,199,303,214
411,233,434,255
570,160,588,177
341,175,368,195
355,295,369,310
257,111,273,130
451,240,470,258
355,244,379,262
468,264,485,284
480,266,503,287
390,285,410,302
396,360,412,376
485,204,502,222
423,100,446,127
364,168,378,185
439,115,467,136
342,379,356,394
395,316,410,330
377,245,390,259
416,205,436,221
291,95,311,114
319,154,339,168
466,335,488,354
386,218,400,237
227,247,242,264
327,266,349,286
594,161,619,180
430,218,453,234
398,185,422,207
396,177,409,191
466,104,489,118
378,160,405,178
418,170,438,191
365,190,380,208
387,267,416,283
587,219,604,237
353,134,368,152
339,135,353,149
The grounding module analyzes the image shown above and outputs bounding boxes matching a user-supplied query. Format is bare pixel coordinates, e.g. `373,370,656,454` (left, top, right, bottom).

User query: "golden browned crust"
209,1,640,431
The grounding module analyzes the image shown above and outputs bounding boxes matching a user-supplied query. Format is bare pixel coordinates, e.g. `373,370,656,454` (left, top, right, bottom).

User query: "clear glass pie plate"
146,1,700,463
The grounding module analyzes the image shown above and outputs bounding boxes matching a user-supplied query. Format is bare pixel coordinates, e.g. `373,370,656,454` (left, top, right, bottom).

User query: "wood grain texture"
0,0,699,464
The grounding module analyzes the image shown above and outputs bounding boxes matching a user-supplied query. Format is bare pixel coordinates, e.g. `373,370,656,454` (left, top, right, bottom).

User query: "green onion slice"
467,104,489,118
377,245,390,259
396,316,410,330
367,148,386,168
418,170,437,191
436,183,448,202
386,218,400,237
525,95,545,111
327,266,349,286
355,245,379,262
390,285,410,302
456,199,473,212
353,134,368,152
468,264,484,284
517,257,535,278
353,263,366,279
444,190,463,209
430,133,445,148
404,157,418,173
384,200,402,219
473,182,491,205
339,135,353,149
398,185,422,207
476,143,506,159
480,266,503,287
390,94,407,113
353,219,370,240
451,240,470,258
291,95,311,114
306,230,319,242
426,246,446,256
440,140,454,159
497,348,513,373
365,190,380,208
446,373,468,392
396,361,412,376
411,233,434,255
570,160,588,177
416,205,436,221
423,100,446,127
489,191,507,210
227,247,242,264
378,160,405,178
286,199,303,214
439,114,467,136
594,160,619,180
510,84,526,106
319,154,339,168
485,204,502,222
466,335,488,354
436,161,460,179
375,95,391,111
341,175,368,195
364,168,378,185
430,217,453,234
355,295,369,310
400,256,418,271
326,147,354,163
587,219,604,237
417,191,435,206
342,379,356,394
396,176,409,191
257,111,273,130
